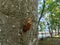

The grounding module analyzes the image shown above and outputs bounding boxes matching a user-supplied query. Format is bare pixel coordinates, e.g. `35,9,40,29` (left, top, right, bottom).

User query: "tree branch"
38,0,45,24
37,0,45,30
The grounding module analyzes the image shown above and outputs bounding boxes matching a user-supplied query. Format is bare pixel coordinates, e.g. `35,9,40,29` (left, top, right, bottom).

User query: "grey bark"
0,0,38,45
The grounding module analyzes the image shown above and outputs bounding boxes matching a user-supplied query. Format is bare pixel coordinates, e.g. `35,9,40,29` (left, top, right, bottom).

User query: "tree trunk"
58,27,59,35
49,28,53,38
0,0,38,45
55,29,56,36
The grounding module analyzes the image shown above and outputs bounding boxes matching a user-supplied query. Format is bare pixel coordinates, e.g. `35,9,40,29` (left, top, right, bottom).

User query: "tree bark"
0,0,38,45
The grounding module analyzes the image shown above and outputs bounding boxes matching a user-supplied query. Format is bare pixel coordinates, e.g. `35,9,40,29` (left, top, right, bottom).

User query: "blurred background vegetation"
38,0,60,37
38,0,60,45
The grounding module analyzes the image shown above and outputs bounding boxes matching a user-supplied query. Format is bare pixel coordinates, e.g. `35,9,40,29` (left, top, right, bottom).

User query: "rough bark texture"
0,0,37,45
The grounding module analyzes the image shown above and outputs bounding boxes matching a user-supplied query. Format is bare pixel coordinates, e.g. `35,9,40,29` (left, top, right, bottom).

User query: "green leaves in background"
38,0,60,31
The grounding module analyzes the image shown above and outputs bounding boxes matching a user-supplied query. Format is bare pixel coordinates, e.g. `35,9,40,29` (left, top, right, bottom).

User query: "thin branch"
37,0,45,30
38,0,45,24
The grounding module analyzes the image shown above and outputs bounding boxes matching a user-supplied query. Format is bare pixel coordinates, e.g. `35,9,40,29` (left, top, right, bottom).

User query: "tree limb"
38,0,45,24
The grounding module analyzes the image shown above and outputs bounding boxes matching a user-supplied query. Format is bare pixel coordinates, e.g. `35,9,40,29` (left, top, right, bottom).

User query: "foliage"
38,0,60,31
39,21,46,31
